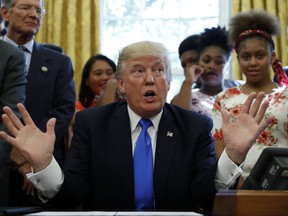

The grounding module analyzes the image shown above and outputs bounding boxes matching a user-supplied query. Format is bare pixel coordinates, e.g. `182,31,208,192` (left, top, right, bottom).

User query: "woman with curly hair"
212,9,288,185
171,26,233,117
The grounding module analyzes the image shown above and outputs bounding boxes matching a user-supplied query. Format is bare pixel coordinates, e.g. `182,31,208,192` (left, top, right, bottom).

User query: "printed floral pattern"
211,85,288,179
191,88,216,117
212,86,288,146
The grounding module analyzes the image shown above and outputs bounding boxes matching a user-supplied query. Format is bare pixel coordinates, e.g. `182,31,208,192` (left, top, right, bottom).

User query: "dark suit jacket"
52,101,218,212
0,40,26,206
9,42,76,206
25,42,76,163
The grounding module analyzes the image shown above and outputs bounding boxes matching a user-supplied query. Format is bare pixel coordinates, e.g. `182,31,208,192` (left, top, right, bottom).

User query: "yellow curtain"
36,0,100,95
231,0,288,80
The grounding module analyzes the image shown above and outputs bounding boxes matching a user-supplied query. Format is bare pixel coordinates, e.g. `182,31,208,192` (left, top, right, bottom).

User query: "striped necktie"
17,45,29,75
18,45,28,52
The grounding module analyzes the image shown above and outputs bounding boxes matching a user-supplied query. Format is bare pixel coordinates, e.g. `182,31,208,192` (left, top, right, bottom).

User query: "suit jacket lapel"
154,105,178,205
25,43,50,106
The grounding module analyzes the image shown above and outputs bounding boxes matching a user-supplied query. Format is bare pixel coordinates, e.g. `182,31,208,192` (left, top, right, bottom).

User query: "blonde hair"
116,41,172,83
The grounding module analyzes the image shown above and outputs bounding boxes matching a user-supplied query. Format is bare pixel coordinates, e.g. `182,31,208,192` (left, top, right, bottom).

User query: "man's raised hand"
0,103,56,172
221,92,274,164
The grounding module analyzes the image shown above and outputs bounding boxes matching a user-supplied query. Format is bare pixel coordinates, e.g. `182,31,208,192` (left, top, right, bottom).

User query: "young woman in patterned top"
212,9,288,184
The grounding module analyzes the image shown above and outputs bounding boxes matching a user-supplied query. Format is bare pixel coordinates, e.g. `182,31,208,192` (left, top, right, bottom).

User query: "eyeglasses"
13,5,46,17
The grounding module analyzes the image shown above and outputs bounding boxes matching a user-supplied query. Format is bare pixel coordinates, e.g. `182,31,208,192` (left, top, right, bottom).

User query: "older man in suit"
0,40,26,206
1,0,75,206
0,41,273,213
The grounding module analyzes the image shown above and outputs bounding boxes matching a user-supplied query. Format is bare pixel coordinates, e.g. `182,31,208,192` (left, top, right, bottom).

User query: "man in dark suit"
0,41,273,213
1,0,75,206
0,40,26,206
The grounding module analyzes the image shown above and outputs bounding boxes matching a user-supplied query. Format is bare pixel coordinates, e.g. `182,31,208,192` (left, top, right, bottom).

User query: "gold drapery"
36,0,100,95
35,1,287,86
231,0,288,80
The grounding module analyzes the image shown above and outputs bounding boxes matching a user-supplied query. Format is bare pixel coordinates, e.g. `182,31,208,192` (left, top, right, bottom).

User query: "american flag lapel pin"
167,131,173,137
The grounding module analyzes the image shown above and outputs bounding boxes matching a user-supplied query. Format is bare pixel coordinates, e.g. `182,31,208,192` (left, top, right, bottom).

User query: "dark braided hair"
198,26,232,60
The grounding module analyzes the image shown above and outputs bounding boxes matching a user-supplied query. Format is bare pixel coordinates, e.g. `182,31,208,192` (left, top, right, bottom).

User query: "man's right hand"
0,103,56,173
221,92,273,165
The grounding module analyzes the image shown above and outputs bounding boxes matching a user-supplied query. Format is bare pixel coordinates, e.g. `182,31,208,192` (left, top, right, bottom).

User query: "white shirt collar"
3,35,34,53
127,105,163,133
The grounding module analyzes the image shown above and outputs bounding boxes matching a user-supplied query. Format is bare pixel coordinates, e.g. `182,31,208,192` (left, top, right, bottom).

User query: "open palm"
221,92,273,164
0,103,56,172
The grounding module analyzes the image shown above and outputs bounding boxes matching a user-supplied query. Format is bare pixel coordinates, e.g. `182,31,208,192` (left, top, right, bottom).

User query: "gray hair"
116,41,172,84
2,0,44,8
1,0,14,8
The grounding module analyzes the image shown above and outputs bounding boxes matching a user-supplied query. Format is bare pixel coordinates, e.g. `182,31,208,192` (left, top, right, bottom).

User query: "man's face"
118,56,170,118
1,0,44,38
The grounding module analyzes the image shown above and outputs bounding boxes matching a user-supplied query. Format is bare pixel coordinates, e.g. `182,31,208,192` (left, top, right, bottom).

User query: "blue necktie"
134,118,154,210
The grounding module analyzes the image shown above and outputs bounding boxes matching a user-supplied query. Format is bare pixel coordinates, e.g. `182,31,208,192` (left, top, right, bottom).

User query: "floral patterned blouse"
212,85,288,179
191,88,216,118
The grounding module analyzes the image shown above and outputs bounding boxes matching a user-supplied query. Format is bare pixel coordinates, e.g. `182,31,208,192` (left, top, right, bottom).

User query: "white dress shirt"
128,105,162,162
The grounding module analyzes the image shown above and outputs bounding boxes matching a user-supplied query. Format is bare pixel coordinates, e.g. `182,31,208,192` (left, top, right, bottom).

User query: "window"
100,0,230,101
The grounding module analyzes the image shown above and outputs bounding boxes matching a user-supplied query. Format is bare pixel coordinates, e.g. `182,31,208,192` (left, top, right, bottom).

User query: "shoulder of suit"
0,40,22,53
75,101,127,125
36,43,69,59
78,100,127,115
165,102,211,123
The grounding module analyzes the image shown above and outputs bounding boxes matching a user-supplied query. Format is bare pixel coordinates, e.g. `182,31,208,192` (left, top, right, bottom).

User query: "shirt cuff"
216,149,243,188
27,156,63,191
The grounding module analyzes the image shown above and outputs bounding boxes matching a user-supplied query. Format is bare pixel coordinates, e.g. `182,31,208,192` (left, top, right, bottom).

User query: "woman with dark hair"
171,26,233,117
76,54,117,111
67,54,120,149
212,10,288,185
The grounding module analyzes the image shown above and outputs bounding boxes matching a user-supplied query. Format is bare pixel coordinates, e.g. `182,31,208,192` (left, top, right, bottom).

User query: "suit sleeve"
0,48,26,165
190,117,218,212
46,110,91,209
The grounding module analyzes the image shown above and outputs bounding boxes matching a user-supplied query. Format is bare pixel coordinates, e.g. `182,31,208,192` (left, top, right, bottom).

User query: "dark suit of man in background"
0,40,26,206
0,41,273,214
1,0,76,206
